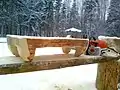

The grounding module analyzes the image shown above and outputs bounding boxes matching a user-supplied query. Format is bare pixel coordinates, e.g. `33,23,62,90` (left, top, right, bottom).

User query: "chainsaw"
86,38,120,56
66,35,119,56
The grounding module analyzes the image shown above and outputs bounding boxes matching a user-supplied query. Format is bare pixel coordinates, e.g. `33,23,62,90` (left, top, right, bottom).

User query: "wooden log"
0,55,119,74
98,36,120,89
7,35,89,61
96,60,119,90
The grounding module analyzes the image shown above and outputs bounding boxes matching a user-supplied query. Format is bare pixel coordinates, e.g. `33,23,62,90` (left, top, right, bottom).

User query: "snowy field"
0,38,98,90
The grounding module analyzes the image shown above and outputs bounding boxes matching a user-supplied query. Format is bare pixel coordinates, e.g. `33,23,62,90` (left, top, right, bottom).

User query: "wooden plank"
0,54,119,74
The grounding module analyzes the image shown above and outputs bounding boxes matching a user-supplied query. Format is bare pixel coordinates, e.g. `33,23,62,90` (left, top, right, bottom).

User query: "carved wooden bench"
6,35,89,61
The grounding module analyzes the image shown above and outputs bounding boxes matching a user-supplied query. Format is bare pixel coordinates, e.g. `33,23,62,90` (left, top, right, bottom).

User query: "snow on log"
0,55,119,74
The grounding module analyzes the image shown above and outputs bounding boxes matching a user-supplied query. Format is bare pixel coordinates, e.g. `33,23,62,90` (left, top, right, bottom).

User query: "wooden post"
96,60,119,90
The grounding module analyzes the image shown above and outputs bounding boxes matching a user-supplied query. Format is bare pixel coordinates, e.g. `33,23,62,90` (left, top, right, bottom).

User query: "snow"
0,38,97,90
0,65,97,90
0,37,7,43
65,28,82,32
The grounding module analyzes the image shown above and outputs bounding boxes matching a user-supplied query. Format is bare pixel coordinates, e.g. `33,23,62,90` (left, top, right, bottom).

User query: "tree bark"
96,60,119,90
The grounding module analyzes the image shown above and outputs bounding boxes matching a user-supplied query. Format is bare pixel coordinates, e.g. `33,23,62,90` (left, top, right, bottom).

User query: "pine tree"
59,3,67,30
105,0,120,36
44,0,54,36
54,0,62,35
81,0,100,37
69,0,80,29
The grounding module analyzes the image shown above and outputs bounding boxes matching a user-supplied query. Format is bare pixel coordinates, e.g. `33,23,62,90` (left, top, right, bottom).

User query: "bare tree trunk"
1,24,4,37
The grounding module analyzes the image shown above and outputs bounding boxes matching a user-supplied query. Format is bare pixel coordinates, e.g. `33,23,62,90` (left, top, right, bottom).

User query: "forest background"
0,0,119,38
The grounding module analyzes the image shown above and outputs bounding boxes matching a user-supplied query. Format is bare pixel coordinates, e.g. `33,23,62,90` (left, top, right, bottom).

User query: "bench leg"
96,61,119,90
74,46,84,57
8,45,19,57
62,47,71,54
17,45,36,61
27,46,36,61
16,39,36,61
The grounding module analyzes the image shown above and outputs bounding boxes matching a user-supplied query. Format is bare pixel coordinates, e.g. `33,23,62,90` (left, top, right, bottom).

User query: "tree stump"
96,60,119,90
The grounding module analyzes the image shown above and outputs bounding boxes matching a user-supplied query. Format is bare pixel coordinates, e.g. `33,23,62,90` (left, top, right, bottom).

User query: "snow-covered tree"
53,0,62,35
0,0,112,37
69,0,80,29
59,3,67,29
105,0,120,36
44,0,54,36
81,0,102,37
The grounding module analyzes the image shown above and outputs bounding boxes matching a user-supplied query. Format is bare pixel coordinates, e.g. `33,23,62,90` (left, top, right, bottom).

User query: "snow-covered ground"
0,38,98,90
0,64,97,90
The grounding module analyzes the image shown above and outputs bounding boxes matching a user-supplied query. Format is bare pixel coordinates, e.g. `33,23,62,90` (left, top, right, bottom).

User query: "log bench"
7,35,89,61
0,54,119,90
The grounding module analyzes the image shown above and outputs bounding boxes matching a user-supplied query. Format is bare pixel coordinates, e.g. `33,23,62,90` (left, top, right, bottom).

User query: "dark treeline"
0,0,118,37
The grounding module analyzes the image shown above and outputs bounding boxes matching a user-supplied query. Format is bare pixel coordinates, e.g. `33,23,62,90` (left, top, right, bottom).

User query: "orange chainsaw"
86,39,108,55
